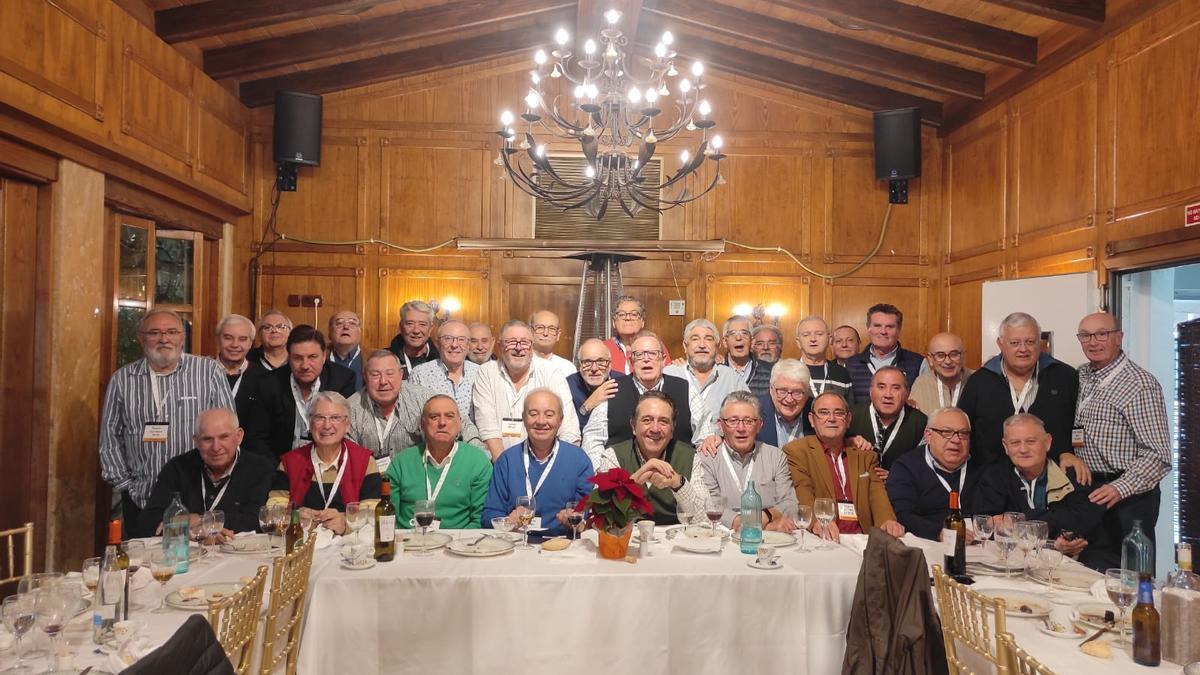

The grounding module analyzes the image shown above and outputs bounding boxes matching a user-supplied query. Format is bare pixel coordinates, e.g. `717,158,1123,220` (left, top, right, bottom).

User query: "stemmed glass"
2,593,35,672
35,581,78,675
345,502,369,540
200,510,225,556
565,500,583,546
813,498,836,548
1024,520,1048,569
81,557,101,596
704,496,725,533
993,518,1018,577
1038,547,1066,584
17,572,63,595
972,515,994,552
795,504,813,551
258,505,279,550
1105,568,1138,646
515,496,535,550
149,549,179,613
1014,522,1036,571
125,541,146,586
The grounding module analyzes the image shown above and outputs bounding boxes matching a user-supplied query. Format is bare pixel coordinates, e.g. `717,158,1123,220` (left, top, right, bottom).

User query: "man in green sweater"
386,395,492,529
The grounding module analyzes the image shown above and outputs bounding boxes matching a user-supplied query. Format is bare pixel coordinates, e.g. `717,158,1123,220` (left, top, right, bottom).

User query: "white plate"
447,535,516,557
672,538,723,554
1038,624,1085,640
666,524,730,541
747,559,783,570
165,582,242,611
399,531,452,551
1074,603,1129,630
339,558,377,570
731,530,797,548
220,535,271,555
1028,567,1102,591
980,589,1050,617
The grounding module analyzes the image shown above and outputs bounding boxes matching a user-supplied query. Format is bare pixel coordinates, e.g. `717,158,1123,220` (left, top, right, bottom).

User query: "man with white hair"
100,309,235,536
722,315,772,398
958,312,1089,478
664,318,748,434
388,299,440,378
214,313,269,428
756,358,814,447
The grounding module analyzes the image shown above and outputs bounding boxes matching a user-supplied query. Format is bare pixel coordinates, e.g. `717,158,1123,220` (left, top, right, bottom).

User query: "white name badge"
529,516,544,531
837,501,858,522
501,418,524,438
942,528,958,556
1071,426,1085,449
143,422,169,443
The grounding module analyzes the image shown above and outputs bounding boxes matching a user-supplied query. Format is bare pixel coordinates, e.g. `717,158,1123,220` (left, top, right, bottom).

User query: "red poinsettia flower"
580,467,654,532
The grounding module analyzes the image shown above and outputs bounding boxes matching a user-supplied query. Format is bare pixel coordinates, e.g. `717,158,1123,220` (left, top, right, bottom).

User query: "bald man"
910,333,974,412
567,338,621,427
140,408,275,538
1074,311,1170,558
530,309,577,379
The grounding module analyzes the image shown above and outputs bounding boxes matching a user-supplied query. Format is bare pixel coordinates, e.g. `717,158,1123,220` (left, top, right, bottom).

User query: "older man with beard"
467,322,496,364
751,324,784,364
567,338,620,428
100,309,235,537
473,320,580,460
665,318,748,435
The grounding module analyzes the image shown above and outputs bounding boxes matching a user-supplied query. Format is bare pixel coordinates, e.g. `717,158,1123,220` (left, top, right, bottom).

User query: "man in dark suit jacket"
755,358,814,447
844,303,924,401
847,366,927,472
213,313,270,427
245,325,357,460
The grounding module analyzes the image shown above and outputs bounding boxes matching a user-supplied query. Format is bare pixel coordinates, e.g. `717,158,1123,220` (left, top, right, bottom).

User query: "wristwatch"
670,475,686,491
762,508,774,524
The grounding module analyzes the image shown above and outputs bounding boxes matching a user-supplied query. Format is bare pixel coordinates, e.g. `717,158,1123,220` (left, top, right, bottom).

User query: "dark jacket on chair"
120,614,233,675
843,529,948,675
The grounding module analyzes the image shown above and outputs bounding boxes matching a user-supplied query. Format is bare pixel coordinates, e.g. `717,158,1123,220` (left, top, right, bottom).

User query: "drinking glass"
795,504,813,551
2,593,35,673
410,500,434,556
125,541,146,584
149,549,179,613
199,511,222,556
35,581,77,674
1039,548,1066,583
1025,520,1048,562
272,506,290,548
298,509,315,536
676,506,693,527
564,500,582,546
81,557,101,595
972,515,994,549
515,496,534,550
258,505,279,549
813,498,836,547
1013,522,1036,571
994,518,1018,577
345,502,367,538
209,509,226,548
1105,568,1138,646
704,496,725,532
17,573,63,596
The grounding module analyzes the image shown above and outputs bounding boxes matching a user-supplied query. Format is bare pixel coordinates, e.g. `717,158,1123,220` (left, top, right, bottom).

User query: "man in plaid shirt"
1074,311,1171,555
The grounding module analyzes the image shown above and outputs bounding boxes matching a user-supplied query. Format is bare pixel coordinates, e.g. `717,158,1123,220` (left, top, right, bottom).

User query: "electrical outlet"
669,300,685,316
287,294,324,308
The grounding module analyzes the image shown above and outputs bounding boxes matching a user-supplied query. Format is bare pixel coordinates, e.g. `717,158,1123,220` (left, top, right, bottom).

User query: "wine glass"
1025,520,1048,564
258,505,279,549
704,496,725,533
209,509,226,548
81,557,101,596
993,518,1018,577
125,541,146,584
565,500,583,546
1039,547,1066,583
795,504,813,551
149,548,179,614
345,502,368,539
1105,568,1138,645
813,498,836,547
1013,522,1036,571
200,511,223,556
515,496,535,550
298,509,315,536
272,506,290,549
972,515,994,551
35,581,77,674
2,593,35,672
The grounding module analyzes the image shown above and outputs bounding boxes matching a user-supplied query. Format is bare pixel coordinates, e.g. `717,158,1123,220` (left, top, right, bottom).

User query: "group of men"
99,298,1171,570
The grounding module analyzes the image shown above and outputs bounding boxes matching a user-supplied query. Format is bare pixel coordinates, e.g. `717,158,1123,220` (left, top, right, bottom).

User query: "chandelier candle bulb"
691,61,704,77
655,43,667,58
605,9,621,24
555,28,569,45
584,39,597,55
534,49,547,65
662,31,674,45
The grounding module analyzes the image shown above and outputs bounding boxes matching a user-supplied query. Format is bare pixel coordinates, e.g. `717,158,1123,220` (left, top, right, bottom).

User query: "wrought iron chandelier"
495,9,725,219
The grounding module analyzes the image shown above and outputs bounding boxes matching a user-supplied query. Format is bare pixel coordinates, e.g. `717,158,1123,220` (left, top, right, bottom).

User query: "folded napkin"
107,636,159,672
1090,579,1108,602
315,528,335,550
673,537,722,554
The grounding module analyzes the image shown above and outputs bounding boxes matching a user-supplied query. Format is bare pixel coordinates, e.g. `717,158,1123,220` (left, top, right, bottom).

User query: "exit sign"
1187,201,1200,227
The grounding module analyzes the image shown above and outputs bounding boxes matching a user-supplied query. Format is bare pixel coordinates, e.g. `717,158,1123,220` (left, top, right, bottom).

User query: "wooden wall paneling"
823,147,926,265
709,151,810,252
0,0,107,121
945,264,1005,368
820,275,930,356
502,273,589,360
704,274,812,359
946,117,1008,262
255,135,369,244
377,266,489,352
193,76,249,196
378,137,488,245
257,263,366,339
1010,68,1099,245
118,40,193,167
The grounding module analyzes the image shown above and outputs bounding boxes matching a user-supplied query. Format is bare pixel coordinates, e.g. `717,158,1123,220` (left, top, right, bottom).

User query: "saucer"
747,559,783,570
339,558,377,570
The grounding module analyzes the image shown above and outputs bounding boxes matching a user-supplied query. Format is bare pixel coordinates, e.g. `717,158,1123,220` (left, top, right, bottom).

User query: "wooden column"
33,160,106,571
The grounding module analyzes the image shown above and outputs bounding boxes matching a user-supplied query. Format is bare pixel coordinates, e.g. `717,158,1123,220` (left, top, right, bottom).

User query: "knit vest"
280,439,373,508
607,375,693,448
612,439,696,526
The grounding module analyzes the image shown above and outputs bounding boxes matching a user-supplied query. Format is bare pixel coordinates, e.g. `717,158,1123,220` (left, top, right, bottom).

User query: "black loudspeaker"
873,107,921,180
273,91,322,166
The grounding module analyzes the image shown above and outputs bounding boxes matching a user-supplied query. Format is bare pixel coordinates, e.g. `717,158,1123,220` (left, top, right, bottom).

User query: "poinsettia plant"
577,467,654,532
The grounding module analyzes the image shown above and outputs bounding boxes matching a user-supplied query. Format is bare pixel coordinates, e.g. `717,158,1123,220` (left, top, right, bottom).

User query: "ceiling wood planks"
156,0,384,44
977,0,1105,28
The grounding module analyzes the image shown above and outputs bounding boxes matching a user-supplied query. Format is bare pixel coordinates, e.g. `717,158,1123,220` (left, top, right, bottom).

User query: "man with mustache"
665,318,748,436
213,313,268,429
327,310,364,391
847,366,928,479
473,320,579,461
100,309,235,537
388,300,439,378
467,322,496,364
751,324,783,364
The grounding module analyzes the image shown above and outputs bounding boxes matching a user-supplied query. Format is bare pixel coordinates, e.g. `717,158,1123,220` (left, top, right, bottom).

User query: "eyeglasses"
439,335,468,345
771,387,807,401
260,323,290,332
930,350,964,362
724,330,751,339
1004,339,1039,349
332,318,360,328
719,417,760,427
532,325,560,335
812,408,848,419
1076,330,1118,343
143,329,184,339
614,311,643,320
579,358,611,369
929,428,970,441
630,350,662,361
311,414,348,424
502,339,532,349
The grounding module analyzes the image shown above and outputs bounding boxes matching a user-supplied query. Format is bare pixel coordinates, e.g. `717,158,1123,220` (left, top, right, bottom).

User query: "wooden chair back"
0,522,33,590
999,632,1055,675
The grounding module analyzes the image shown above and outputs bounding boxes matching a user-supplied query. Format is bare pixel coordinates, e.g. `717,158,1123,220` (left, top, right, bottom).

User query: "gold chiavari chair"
998,632,1055,675
0,522,33,590
933,565,1009,675
208,564,269,675
259,533,317,675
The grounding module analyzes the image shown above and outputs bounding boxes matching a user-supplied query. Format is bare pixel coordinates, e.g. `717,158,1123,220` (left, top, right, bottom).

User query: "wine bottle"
375,481,396,562
943,491,967,576
1166,542,1197,590
285,508,303,554
93,520,127,644
1132,572,1161,666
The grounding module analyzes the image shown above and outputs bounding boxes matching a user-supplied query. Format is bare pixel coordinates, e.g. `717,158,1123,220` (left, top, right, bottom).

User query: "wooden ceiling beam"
774,0,1039,68
661,31,943,126
237,19,566,107
643,0,984,100
156,0,381,44
978,0,1105,28
203,0,573,80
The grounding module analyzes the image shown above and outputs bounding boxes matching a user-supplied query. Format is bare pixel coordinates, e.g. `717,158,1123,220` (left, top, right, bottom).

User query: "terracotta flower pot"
597,524,633,560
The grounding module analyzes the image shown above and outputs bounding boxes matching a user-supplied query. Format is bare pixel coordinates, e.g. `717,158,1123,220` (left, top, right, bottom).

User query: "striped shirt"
99,354,235,507
410,359,479,422
1075,351,1171,498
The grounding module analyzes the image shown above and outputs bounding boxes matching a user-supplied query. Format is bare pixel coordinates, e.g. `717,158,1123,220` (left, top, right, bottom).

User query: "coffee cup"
755,544,777,566
1048,596,1074,630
